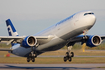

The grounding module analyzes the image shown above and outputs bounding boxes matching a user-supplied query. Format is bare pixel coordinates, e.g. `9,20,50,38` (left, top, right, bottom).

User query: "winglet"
6,19,19,36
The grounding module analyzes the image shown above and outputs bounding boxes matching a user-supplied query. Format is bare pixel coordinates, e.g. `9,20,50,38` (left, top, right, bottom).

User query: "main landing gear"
64,46,74,62
27,47,37,62
27,52,37,62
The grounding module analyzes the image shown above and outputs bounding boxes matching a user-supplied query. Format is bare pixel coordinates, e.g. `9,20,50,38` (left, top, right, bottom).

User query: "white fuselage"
11,11,96,57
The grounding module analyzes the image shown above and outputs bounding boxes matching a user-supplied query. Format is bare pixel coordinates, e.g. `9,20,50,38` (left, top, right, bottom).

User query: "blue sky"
0,0,105,36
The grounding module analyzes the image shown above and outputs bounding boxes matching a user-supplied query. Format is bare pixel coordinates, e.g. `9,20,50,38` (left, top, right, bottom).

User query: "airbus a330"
0,11,104,62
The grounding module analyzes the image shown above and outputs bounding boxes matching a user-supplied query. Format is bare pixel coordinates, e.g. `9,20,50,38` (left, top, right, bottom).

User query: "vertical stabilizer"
6,19,19,36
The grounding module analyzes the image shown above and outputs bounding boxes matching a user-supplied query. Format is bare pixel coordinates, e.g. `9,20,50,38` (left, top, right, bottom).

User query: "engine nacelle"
86,35,102,47
22,36,37,48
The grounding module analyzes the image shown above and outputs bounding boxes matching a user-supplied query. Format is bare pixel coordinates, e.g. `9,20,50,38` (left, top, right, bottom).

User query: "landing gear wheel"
29,46,37,62
63,45,74,62
69,57,72,62
27,57,30,62
32,58,35,62
66,52,69,55
27,59,30,62
71,52,74,57
64,51,74,62
64,56,67,62
27,51,37,62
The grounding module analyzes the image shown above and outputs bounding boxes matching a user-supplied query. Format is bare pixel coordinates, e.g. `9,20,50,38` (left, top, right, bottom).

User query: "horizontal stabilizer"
0,48,12,51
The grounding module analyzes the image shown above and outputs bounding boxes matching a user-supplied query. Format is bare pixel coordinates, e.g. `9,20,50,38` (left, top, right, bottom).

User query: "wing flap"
34,35,54,44
0,36,25,45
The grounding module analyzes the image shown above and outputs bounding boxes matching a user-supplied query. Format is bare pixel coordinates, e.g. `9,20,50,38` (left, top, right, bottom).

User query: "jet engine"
86,35,102,47
22,36,37,48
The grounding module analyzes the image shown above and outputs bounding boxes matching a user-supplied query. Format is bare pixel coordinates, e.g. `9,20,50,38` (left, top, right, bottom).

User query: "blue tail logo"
6,19,19,36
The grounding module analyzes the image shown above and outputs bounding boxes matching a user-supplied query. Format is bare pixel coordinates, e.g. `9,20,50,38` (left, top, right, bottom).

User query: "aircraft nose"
89,15,96,25
86,15,96,26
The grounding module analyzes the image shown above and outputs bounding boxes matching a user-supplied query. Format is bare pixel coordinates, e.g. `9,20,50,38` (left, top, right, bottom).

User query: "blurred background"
0,0,105,36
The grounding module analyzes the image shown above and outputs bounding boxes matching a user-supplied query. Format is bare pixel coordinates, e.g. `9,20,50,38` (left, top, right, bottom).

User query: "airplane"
0,11,104,62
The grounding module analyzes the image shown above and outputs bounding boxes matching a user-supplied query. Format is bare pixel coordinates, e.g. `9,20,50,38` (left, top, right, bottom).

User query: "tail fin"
6,19,19,36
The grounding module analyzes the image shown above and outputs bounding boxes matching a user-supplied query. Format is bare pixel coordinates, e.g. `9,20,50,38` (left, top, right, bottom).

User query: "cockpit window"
84,12,94,16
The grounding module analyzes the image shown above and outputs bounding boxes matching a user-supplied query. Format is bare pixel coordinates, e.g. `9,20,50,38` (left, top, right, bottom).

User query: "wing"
67,35,105,47
0,36,26,45
99,35,105,40
0,35,54,45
